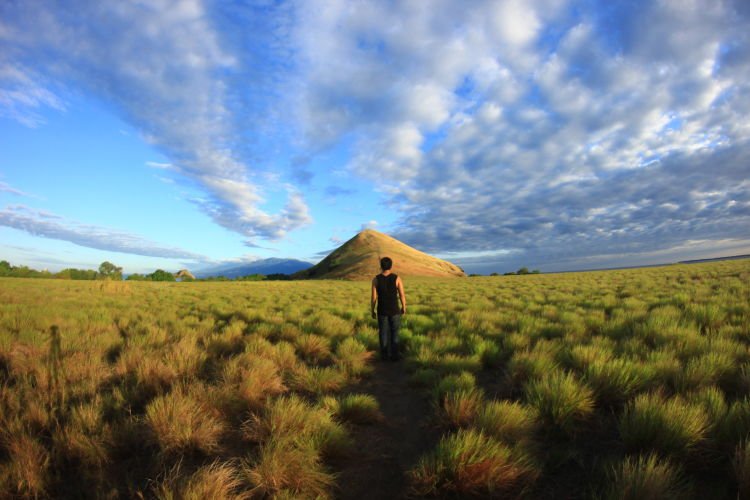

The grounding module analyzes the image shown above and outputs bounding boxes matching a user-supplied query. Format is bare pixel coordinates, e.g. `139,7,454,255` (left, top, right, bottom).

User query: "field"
1,259,749,499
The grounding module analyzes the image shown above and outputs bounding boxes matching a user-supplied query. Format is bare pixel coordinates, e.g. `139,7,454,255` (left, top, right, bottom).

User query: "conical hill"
294,229,466,280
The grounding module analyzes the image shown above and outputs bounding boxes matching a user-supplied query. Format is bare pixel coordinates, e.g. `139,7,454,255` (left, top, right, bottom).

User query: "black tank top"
376,273,400,316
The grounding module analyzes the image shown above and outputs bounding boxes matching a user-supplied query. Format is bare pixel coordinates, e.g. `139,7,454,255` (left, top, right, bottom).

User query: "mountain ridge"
195,257,312,278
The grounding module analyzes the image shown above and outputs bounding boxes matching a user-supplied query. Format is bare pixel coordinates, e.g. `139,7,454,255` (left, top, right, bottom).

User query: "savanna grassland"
1,259,749,499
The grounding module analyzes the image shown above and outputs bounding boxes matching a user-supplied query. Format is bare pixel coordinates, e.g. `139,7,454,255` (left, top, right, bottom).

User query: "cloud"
0,205,206,260
361,220,378,231
2,1,748,268
0,63,66,127
293,0,750,266
146,161,174,170
0,0,311,242
0,181,32,197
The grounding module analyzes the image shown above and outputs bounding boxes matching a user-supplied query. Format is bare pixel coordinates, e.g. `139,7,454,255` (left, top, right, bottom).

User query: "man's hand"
401,306,407,315
371,311,377,319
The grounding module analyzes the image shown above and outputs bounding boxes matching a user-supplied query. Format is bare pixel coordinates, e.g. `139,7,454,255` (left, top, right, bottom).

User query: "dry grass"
153,461,248,500
242,438,335,499
145,387,226,457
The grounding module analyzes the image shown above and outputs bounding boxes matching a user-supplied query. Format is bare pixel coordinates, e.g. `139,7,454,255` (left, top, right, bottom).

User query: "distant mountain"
294,229,466,280
195,258,312,278
678,254,750,264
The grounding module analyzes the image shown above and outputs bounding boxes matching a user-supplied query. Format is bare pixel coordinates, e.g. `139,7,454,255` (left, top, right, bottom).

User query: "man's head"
380,257,393,271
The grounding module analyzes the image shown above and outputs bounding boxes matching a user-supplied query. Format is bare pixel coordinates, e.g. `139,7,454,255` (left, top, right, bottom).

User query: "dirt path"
334,360,441,500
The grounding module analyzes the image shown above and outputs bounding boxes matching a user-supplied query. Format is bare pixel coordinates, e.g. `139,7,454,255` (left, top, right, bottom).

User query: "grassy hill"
294,229,466,280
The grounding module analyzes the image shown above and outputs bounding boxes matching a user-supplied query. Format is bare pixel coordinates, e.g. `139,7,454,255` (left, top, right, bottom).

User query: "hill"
294,229,465,280
195,258,312,278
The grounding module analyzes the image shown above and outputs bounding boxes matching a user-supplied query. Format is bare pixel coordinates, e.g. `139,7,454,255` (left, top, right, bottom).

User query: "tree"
149,269,175,282
98,261,123,280
517,267,530,275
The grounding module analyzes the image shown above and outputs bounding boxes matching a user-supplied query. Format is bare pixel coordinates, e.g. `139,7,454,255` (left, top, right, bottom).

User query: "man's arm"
396,276,406,314
371,278,378,319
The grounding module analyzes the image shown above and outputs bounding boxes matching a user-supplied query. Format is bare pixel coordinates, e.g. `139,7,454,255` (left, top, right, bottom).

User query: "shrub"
524,371,594,435
605,453,688,500
409,429,538,497
619,393,708,457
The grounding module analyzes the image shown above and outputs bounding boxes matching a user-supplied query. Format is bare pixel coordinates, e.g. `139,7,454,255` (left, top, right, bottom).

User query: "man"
371,256,406,361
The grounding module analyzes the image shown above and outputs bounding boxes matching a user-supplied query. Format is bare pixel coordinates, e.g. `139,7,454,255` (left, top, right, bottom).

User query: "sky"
1,0,749,275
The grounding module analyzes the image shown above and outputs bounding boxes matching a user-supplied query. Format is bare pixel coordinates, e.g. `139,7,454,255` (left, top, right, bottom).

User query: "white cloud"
0,181,32,197
292,0,750,265
0,0,311,242
0,204,205,260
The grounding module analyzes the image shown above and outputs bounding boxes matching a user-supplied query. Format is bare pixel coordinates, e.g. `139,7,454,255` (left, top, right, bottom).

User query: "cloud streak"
0,205,205,260
0,181,33,197
0,0,311,242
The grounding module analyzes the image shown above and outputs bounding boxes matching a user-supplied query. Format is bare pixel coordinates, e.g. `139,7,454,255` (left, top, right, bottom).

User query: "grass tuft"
475,400,539,445
605,453,688,500
145,387,225,456
619,392,708,457
524,370,594,435
153,460,248,500
409,429,538,497
334,394,383,425
438,388,484,429
242,438,335,499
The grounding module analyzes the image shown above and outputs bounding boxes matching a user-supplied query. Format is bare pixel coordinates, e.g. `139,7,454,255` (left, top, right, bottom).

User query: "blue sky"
1,0,749,274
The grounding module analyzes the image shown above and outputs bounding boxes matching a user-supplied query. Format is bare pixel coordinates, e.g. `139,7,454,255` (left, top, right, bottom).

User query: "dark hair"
380,257,393,271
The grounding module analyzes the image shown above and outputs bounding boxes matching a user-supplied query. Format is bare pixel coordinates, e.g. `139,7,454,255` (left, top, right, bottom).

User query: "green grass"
409,429,538,497
0,259,748,497
605,453,688,500
619,392,709,457
524,370,595,435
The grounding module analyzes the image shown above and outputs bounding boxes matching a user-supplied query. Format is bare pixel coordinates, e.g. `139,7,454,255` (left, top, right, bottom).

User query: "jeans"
377,314,401,360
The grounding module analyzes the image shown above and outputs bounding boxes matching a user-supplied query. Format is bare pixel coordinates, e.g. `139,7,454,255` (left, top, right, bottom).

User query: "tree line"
0,260,292,282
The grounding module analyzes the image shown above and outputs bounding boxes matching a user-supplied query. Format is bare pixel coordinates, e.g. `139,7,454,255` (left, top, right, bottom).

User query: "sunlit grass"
409,429,538,497
0,259,748,497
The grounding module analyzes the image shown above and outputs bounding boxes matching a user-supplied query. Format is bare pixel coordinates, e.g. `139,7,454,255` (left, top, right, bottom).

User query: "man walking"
371,257,406,361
